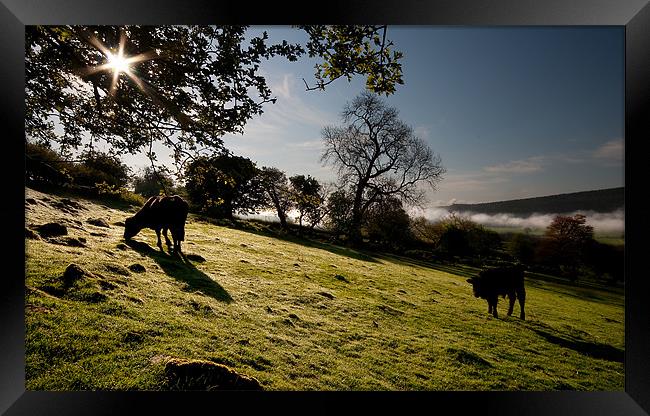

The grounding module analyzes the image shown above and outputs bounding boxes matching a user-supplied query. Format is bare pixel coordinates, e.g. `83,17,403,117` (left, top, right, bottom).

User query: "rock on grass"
63,264,90,287
128,264,146,273
105,264,131,276
164,358,263,390
87,218,111,228
36,223,67,238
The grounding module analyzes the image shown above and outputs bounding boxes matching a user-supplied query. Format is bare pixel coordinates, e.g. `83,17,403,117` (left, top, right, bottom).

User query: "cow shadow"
125,239,233,303
526,322,624,363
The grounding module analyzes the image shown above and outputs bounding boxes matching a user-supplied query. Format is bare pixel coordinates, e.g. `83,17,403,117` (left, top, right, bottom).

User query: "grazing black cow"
466,265,526,320
123,195,189,254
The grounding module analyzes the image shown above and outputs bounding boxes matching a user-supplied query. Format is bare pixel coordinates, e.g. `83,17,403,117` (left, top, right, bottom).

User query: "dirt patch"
164,358,263,390
87,218,110,228
114,221,125,227
36,223,67,238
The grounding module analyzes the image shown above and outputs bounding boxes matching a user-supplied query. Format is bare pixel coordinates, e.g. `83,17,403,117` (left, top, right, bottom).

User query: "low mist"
415,208,625,235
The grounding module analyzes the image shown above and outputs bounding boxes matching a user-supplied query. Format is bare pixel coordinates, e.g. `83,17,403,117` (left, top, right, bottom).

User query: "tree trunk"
277,209,287,229
349,183,366,247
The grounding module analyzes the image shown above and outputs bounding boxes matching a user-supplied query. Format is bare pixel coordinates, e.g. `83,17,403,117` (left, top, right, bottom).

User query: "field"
25,187,624,390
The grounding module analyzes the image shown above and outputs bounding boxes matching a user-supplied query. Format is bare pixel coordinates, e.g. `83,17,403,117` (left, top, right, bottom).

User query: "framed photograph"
3,0,649,414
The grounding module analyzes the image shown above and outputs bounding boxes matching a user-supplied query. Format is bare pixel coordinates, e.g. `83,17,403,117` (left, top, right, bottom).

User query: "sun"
107,51,131,75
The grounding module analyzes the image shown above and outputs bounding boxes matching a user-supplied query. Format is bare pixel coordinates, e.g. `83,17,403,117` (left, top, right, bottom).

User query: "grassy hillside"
447,187,624,216
25,187,624,391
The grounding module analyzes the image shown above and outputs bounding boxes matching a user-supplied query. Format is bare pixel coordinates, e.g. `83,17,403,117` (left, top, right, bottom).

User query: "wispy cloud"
592,138,623,165
484,156,545,174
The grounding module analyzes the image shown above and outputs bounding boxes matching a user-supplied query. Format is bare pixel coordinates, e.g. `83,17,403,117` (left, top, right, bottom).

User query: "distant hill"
446,187,624,216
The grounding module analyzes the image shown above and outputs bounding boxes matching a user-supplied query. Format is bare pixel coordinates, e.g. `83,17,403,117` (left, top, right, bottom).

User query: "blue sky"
126,26,624,206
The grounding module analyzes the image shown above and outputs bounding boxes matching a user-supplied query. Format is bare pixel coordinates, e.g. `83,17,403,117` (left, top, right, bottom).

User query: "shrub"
364,197,413,251
69,151,131,189
25,142,73,185
132,166,175,198
428,213,501,257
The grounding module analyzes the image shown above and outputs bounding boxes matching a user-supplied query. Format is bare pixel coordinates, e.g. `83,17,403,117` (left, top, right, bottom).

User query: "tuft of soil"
447,347,493,368
36,222,67,238
113,221,125,226
105,264,131,276
87,218,111,228
25,228,40,240
63,263,90,287
98,280,118,290
164,358,263,390
128,264,146,273
317,291,335,300
116,243,128,250
334,274,349,283
50,237,86,247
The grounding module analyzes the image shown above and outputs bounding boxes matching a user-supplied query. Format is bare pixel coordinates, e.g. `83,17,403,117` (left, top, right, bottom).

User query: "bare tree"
321,91,445,244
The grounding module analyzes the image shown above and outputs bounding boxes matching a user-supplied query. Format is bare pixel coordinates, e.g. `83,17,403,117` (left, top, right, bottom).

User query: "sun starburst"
83,31,156,95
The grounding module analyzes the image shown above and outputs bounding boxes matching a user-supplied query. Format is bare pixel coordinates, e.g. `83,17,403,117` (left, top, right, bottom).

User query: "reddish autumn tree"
538,214,595,278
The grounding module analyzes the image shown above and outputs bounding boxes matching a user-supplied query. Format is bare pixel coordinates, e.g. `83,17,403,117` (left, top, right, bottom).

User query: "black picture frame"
2,1,649,414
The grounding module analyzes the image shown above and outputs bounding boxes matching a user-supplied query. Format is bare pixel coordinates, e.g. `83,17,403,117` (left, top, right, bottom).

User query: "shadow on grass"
527,323,623,363
125,239,233,303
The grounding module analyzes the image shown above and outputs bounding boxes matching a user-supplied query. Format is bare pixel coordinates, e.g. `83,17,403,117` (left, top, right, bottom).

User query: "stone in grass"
128,264,146,273
36,222,67,238
87,218,111,228
165,358,263,390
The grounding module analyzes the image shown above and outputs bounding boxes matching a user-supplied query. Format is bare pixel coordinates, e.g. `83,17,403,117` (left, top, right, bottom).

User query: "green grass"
25,187,624,390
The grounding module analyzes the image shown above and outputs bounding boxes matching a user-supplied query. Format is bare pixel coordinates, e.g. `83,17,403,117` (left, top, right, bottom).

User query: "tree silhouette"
321,92,445,245
259,167,293,229
26,25,404,175
184,154,265,219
